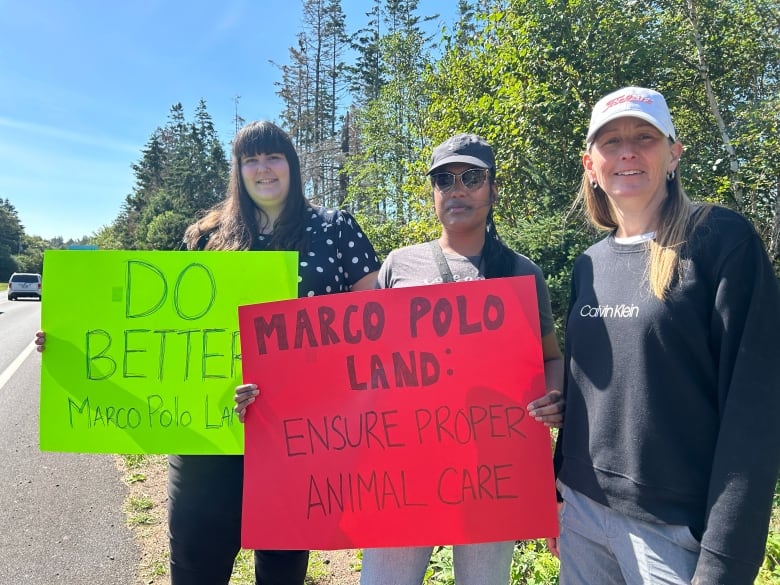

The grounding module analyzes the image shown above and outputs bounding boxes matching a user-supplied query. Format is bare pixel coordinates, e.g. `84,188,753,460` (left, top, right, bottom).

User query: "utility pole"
233,95,245,138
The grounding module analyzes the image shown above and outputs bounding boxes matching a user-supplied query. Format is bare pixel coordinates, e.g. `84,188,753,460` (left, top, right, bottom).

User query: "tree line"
4,0,779,324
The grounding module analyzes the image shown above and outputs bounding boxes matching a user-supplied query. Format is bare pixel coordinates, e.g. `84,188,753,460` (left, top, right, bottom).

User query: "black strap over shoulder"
429,240,454,283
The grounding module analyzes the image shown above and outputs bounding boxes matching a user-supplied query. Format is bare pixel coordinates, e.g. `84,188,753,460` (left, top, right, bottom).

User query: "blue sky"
0,0,453,241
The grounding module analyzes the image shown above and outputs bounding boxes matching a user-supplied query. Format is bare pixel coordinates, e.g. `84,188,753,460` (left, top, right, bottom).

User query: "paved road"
0,297,138,584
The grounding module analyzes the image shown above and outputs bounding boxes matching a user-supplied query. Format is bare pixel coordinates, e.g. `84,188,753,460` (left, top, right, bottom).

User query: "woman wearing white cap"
358,133,566,585
551,87,780,584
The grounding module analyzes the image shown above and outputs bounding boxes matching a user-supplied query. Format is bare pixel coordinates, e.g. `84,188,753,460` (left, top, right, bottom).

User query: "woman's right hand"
234,383,259,423
34,330,46,353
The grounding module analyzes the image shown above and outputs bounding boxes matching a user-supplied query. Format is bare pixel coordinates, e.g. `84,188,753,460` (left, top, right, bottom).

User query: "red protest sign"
238,276,558,550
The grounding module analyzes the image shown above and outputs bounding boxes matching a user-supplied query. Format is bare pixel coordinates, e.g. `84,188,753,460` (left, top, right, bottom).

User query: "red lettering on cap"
602,94,653,111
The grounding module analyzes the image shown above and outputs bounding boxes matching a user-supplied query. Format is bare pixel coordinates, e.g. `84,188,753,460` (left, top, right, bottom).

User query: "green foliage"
344,0,437,227
757,530,780,584
420,0,683,310
125,495,155,526
510,540,559,585
92,224,125,250
424,545,454,584
415,0,780,307
121,454,149,469
0,198,23,281
230,549,255,583
126,472,147,484
111,101,228,250
144,208,190,251
304,551,333,584
499,211,597,331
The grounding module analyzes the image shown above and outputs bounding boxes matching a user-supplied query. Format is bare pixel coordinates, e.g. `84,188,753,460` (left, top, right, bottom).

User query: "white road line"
0,342,37,397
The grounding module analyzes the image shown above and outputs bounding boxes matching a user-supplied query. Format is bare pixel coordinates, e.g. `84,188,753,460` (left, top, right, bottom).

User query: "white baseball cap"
586,87,676,146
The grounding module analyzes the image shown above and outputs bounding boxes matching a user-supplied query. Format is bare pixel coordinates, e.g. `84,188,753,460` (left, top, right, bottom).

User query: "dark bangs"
232,120,305,215
232,120,298,162
232,120,308,253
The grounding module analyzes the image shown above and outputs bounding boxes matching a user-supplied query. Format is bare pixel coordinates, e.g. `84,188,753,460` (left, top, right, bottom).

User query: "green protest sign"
39,250,297,454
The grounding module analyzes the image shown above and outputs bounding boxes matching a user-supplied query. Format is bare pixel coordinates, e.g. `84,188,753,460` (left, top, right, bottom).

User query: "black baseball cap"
426,133,495,175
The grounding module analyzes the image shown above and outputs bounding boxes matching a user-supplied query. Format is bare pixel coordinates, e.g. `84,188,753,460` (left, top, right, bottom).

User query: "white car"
7,272,42,301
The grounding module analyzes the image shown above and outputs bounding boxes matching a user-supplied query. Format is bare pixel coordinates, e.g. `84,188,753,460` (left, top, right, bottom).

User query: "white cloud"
0,117,139,154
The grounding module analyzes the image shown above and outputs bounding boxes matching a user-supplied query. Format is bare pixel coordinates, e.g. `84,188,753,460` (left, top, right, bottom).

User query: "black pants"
168,454,309,584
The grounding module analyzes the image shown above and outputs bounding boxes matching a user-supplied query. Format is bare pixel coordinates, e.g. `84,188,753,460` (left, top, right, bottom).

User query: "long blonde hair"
577,171,704,300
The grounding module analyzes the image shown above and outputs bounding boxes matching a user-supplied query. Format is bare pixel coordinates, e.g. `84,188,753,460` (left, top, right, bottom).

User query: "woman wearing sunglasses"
359,133,565,585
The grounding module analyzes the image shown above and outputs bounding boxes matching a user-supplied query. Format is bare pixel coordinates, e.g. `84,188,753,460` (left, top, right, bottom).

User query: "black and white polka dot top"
253,206,380,298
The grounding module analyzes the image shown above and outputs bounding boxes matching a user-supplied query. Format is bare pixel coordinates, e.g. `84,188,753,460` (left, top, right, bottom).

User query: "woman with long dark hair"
172,120,380,584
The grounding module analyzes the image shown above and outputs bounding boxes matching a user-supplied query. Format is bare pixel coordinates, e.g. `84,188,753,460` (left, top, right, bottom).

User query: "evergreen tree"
348,0,384,104
109,101,228,250
0,199,23,280
345,0,437,235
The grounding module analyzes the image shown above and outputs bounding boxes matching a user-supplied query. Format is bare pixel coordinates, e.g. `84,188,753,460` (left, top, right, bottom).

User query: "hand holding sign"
234,383,259,423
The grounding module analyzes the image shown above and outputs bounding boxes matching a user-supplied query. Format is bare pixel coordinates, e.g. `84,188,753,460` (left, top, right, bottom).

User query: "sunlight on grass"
230,549,255,584
304,551,331,584
126,495,155,527
126,472,147,483
122,454,148,469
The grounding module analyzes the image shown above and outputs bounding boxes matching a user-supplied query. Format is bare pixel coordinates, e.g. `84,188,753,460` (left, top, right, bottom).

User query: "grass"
121,453,149,469
304,552,335,584
230,549,255,583
125,495,156,526
226,550,343,585
756,480,780,584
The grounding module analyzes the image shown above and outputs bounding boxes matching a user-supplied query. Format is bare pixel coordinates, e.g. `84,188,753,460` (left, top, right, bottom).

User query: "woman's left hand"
527,389,564,428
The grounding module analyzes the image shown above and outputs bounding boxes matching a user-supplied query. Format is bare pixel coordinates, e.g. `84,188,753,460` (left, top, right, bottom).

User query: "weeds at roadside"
304,552,332,584
122,453,149,469
126,495,156,526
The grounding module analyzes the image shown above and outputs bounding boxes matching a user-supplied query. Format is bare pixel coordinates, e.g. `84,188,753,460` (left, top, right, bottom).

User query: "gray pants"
360,541,514,585
558,484,700,585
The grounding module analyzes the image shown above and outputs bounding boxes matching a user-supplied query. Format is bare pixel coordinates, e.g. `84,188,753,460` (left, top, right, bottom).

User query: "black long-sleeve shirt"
554,205,780,584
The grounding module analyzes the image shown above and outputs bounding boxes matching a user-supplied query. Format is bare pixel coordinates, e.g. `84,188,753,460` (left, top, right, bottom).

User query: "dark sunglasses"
430,168,489,193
